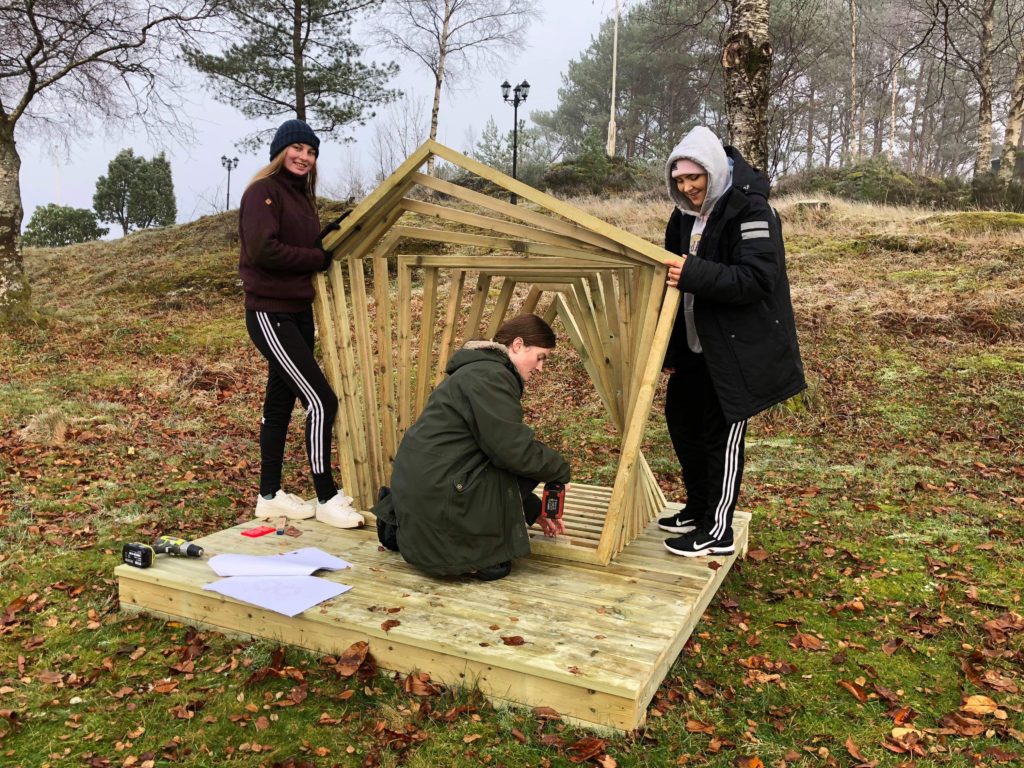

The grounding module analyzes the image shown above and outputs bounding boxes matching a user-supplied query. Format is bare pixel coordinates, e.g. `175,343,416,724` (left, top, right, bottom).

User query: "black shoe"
469,561,512,581
664,531,734,557
657,509,697,533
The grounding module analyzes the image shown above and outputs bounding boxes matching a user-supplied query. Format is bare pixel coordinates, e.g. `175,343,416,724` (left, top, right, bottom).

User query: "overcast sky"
20,0,616,231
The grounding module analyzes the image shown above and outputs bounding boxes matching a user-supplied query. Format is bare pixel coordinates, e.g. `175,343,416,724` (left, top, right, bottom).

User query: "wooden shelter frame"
314,140,680,565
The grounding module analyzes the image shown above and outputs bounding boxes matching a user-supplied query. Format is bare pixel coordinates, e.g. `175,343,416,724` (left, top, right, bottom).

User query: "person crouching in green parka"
372,314,571,581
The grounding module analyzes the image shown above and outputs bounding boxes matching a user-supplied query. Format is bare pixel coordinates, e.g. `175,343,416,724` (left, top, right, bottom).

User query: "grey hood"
665,126,731,217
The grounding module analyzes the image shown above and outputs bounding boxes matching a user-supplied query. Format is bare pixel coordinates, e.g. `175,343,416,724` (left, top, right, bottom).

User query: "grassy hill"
1,196,1022,767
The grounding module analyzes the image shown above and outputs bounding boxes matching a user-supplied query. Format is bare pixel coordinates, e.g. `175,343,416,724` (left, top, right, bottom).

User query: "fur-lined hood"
445,339,522,392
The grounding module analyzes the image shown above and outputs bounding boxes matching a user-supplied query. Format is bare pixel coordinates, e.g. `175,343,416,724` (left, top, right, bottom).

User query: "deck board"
116,505,750,732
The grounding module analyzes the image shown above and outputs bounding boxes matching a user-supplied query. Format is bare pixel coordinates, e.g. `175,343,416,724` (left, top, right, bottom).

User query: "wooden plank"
465,272,492,339
597,288,681,564
326,260,373,507
389,226,626,265
435,269,466,386
414,267,439,417
372,252,398,466
312,273,359,499
396,262,414,437
410,171,643,258
564,282,621,428
321,144,431,253
346,256,385,492
484,277,516,339
399,198,625,261
520,285,543,315
426,141,670,266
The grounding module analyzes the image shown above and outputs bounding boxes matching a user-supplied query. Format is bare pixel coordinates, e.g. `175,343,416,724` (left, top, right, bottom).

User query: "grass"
1,193,1023,767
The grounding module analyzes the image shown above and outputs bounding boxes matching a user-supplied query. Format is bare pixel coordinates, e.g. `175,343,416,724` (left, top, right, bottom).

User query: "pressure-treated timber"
116,506,751,732
316,140,682,563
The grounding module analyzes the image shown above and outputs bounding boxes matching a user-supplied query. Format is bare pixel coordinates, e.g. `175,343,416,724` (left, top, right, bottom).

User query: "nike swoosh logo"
693,539,717,548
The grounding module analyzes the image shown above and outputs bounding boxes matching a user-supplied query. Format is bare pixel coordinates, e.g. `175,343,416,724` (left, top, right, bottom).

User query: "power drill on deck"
122,536,204,568
541,481,565,521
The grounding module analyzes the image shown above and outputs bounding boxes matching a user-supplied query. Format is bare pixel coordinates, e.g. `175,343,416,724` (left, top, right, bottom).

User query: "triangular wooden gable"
316,140,681,565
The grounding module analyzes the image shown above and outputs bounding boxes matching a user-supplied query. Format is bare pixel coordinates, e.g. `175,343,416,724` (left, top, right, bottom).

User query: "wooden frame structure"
314,140,680,566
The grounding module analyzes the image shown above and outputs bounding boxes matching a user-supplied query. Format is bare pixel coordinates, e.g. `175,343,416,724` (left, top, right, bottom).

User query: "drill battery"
541,481,565,520
122,542,155,569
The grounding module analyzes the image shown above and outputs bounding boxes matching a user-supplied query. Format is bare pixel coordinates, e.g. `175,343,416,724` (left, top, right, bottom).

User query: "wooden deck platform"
116,487,750,732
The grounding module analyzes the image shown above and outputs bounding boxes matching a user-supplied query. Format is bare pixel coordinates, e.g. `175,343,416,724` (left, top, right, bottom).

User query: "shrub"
541,140,648,196
23,204,108,247
775,157,968,209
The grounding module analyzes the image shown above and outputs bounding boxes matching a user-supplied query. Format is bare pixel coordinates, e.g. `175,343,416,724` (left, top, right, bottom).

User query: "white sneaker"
255,490,315,520
315,492,364,529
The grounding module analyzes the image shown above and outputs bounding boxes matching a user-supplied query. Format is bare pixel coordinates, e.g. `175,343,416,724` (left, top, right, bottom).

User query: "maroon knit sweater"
238,169,324,312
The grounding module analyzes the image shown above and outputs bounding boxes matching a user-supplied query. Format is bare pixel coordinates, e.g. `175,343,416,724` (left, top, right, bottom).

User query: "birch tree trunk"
998,47,1024,182
848,0,860,162
426,1,453,176
293,0,307,121
722,0,773,170
973,0,995,178
0,119,32,325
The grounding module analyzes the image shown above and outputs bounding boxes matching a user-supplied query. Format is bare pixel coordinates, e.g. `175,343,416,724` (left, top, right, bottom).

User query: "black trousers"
246,309,338,502
664,357,747,541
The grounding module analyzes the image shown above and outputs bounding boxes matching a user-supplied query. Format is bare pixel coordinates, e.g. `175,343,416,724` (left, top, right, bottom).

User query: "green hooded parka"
372,341,570,576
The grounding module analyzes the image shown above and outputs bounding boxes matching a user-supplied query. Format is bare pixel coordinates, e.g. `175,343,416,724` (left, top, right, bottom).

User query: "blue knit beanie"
269,119,320,160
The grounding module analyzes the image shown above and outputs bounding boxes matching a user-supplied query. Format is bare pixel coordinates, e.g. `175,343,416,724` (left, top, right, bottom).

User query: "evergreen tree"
93,150,177,236
184,0,400,146
23,205,108,247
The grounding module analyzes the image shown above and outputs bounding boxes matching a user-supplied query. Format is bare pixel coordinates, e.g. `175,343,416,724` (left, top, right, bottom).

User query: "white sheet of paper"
208,547,352,577
203,576,351,617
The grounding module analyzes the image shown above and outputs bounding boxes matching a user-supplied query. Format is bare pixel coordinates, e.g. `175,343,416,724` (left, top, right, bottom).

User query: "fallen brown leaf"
333,641,369,678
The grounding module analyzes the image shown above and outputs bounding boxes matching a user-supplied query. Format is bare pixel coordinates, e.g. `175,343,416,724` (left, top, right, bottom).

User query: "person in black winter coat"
657,126,805,557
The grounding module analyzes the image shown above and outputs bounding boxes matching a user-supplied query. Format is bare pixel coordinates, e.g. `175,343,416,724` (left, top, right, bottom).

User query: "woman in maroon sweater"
239,119,363,529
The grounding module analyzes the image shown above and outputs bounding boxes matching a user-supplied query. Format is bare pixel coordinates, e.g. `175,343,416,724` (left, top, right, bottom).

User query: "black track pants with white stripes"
246,309,339,502
664,360,747,542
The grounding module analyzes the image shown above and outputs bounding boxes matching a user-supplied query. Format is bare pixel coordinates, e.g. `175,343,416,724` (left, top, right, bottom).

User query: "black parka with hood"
664,127,806,423
372,341,570,577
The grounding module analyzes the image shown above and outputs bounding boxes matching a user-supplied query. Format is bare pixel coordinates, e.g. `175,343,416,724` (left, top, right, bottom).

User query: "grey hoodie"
665,126,732,217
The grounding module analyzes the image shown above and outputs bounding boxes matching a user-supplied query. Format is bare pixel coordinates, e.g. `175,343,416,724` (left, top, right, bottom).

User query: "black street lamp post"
221,155,239,211
500,79,530,205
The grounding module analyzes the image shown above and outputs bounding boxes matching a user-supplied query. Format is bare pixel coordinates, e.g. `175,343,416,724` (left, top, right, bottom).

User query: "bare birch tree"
722,0,773,169
374,0,540,174
999,47,1024,180
0,0,221,327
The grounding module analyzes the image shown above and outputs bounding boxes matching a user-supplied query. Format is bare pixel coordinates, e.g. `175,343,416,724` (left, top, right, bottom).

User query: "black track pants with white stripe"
246,309,338,502
664,359,747,542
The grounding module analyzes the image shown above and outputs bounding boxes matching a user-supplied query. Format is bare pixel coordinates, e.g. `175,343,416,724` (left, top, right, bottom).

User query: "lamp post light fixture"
221,155,239,211
500,79,530,204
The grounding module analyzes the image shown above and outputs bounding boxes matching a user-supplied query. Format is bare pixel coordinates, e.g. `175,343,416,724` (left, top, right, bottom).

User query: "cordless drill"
541,481,565,521
152,535,204,558
122,536,204,568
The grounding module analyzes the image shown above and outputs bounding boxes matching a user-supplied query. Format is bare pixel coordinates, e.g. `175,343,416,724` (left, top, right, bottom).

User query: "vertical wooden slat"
327,260,372,507
465,272,492,338
397,263,414,437
521,285,543,315
373,252,397,467
313,272,359,503
597,286,680,564
485,277,517,339
347,256,385,492
435,270,467,386
414,267,439,417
